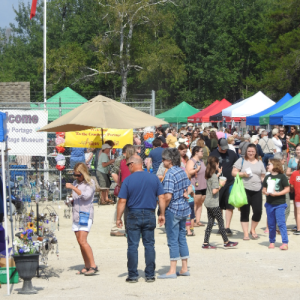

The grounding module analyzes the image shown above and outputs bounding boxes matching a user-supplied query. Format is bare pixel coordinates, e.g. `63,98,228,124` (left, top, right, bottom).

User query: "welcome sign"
2,110,48,156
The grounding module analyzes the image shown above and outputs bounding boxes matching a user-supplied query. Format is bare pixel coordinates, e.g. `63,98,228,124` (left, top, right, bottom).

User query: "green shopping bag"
228,174,248,208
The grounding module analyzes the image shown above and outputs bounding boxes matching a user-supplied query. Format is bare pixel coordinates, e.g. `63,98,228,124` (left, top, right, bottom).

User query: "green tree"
249,0,300,99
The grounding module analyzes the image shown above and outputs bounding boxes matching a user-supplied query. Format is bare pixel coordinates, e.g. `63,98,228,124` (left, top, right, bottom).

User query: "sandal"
194,222,205,227
187,232,195,236
84,266,99,276
243,237,250,241
76,268,89,275
249,232,259,240
279,244,288,250
268,243,275,249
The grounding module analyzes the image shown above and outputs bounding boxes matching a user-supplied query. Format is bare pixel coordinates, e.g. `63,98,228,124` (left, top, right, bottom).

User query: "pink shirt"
216,131,225,139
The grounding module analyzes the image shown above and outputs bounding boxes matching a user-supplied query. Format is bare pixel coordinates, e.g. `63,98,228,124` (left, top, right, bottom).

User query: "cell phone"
193,161,201,169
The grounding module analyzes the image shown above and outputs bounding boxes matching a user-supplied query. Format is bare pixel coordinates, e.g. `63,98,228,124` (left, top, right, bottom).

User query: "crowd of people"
66,123,300,281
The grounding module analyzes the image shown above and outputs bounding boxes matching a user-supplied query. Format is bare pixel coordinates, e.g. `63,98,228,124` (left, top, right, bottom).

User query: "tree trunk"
120,69,128,102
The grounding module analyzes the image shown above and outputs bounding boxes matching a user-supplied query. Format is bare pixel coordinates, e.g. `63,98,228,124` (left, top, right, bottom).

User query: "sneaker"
225,228,233,236
224,241,238,248
110,231,125,237
145,277,155,283
202,243,216,249
126,277,138,283
292,226,297,231
293,231,300,235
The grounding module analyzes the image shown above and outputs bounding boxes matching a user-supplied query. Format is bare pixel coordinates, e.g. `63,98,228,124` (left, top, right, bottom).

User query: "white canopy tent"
222,91,275,118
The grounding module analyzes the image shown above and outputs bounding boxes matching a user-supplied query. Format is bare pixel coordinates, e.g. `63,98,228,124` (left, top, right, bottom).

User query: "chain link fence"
0,91,155,203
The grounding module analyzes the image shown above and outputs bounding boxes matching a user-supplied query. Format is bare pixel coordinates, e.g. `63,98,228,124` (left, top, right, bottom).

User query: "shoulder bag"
78,184,90,226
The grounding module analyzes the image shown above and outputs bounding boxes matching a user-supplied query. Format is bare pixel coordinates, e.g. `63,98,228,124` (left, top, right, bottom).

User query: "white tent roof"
222,91,275,118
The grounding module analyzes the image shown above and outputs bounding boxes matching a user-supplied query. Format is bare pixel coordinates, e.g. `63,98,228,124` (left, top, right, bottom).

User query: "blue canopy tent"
246,93,292,125
270,101,300,125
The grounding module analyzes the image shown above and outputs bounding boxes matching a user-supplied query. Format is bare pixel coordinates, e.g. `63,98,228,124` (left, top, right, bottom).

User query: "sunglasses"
73,173,82,177
126,162,133,167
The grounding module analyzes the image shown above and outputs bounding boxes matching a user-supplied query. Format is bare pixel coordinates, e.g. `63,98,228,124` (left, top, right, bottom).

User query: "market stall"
260,92,300,125
210,98,244,122
199,99,231,123
246,93,292,126
187,100,220,123
222,91,275,118
269,97,300,125
30,87,88,122
156,101,198,124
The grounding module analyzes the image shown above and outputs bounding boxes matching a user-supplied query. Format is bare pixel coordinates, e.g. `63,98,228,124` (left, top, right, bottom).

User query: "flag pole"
43,0,46,109
43,0,49,181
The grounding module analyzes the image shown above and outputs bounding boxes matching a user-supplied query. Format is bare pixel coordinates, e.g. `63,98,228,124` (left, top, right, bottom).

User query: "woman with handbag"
232,144,266,240
66,162,98,276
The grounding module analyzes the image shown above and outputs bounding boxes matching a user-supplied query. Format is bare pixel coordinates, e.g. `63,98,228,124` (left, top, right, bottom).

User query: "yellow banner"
64,128,133,148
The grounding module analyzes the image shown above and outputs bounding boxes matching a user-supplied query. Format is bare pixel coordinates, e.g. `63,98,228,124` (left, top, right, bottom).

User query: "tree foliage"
0,0,300,106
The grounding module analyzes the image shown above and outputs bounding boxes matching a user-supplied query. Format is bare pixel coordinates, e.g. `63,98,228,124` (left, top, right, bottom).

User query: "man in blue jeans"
117,155,165,283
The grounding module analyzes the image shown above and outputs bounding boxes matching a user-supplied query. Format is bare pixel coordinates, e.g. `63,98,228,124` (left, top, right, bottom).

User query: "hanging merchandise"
54,132,66,170
143,127,155,156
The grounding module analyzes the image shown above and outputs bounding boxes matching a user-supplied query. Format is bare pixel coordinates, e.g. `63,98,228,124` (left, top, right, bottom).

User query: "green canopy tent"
259,92,300,125
30,87,88,121
156,101,199,124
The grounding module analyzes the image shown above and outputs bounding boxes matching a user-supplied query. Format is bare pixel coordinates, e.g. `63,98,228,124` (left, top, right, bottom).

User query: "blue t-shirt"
288,158,298,172
119,171,165,209
70,147,86,162
149,147,164,174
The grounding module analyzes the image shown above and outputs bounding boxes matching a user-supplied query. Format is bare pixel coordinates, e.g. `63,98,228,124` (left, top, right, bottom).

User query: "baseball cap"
180,130,187,135
188,123,193,127
218,138,229,150
102,144,112,150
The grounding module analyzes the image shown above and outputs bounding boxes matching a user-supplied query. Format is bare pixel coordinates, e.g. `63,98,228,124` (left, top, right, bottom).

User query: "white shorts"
72,219,93,232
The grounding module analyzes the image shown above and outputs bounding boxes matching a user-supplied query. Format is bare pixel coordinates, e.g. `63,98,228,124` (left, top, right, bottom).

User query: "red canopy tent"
188,100,219,123
199,99,232,122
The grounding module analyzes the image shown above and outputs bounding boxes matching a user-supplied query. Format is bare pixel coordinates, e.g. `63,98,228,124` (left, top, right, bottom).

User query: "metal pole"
151,90,155,116
59,171,62,200
43,0,47,109
5,144,14,253
43,0,49,182
2,143,10,295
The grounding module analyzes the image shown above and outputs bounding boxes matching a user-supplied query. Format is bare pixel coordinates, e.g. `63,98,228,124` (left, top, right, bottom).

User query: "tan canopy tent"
39,95,167,132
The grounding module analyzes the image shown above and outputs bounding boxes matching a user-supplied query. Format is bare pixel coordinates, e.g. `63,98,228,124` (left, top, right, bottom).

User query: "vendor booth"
269,95,300,125
156,101,198,123
222,91,275,118
198,99,231,123
210,98,244,122
246,93,292,126
187,100,220,123
30,87,88,121
260,92,300,125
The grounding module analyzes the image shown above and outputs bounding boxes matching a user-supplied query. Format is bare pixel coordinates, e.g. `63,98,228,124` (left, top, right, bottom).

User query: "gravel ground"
1,200,300,299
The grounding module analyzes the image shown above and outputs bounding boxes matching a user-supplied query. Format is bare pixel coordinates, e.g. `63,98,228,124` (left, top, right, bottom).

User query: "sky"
0,0,27,29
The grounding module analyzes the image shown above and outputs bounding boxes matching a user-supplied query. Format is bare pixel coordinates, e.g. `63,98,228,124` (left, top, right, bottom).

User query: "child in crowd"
289,160,300,235
262,159,290,250
202,156,238,249
186,184,196,236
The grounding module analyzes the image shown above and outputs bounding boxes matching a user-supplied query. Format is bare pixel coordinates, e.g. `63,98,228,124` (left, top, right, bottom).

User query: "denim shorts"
188,201,195,219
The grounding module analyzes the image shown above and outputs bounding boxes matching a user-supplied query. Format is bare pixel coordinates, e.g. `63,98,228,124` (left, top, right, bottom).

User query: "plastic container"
0,267,19,284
